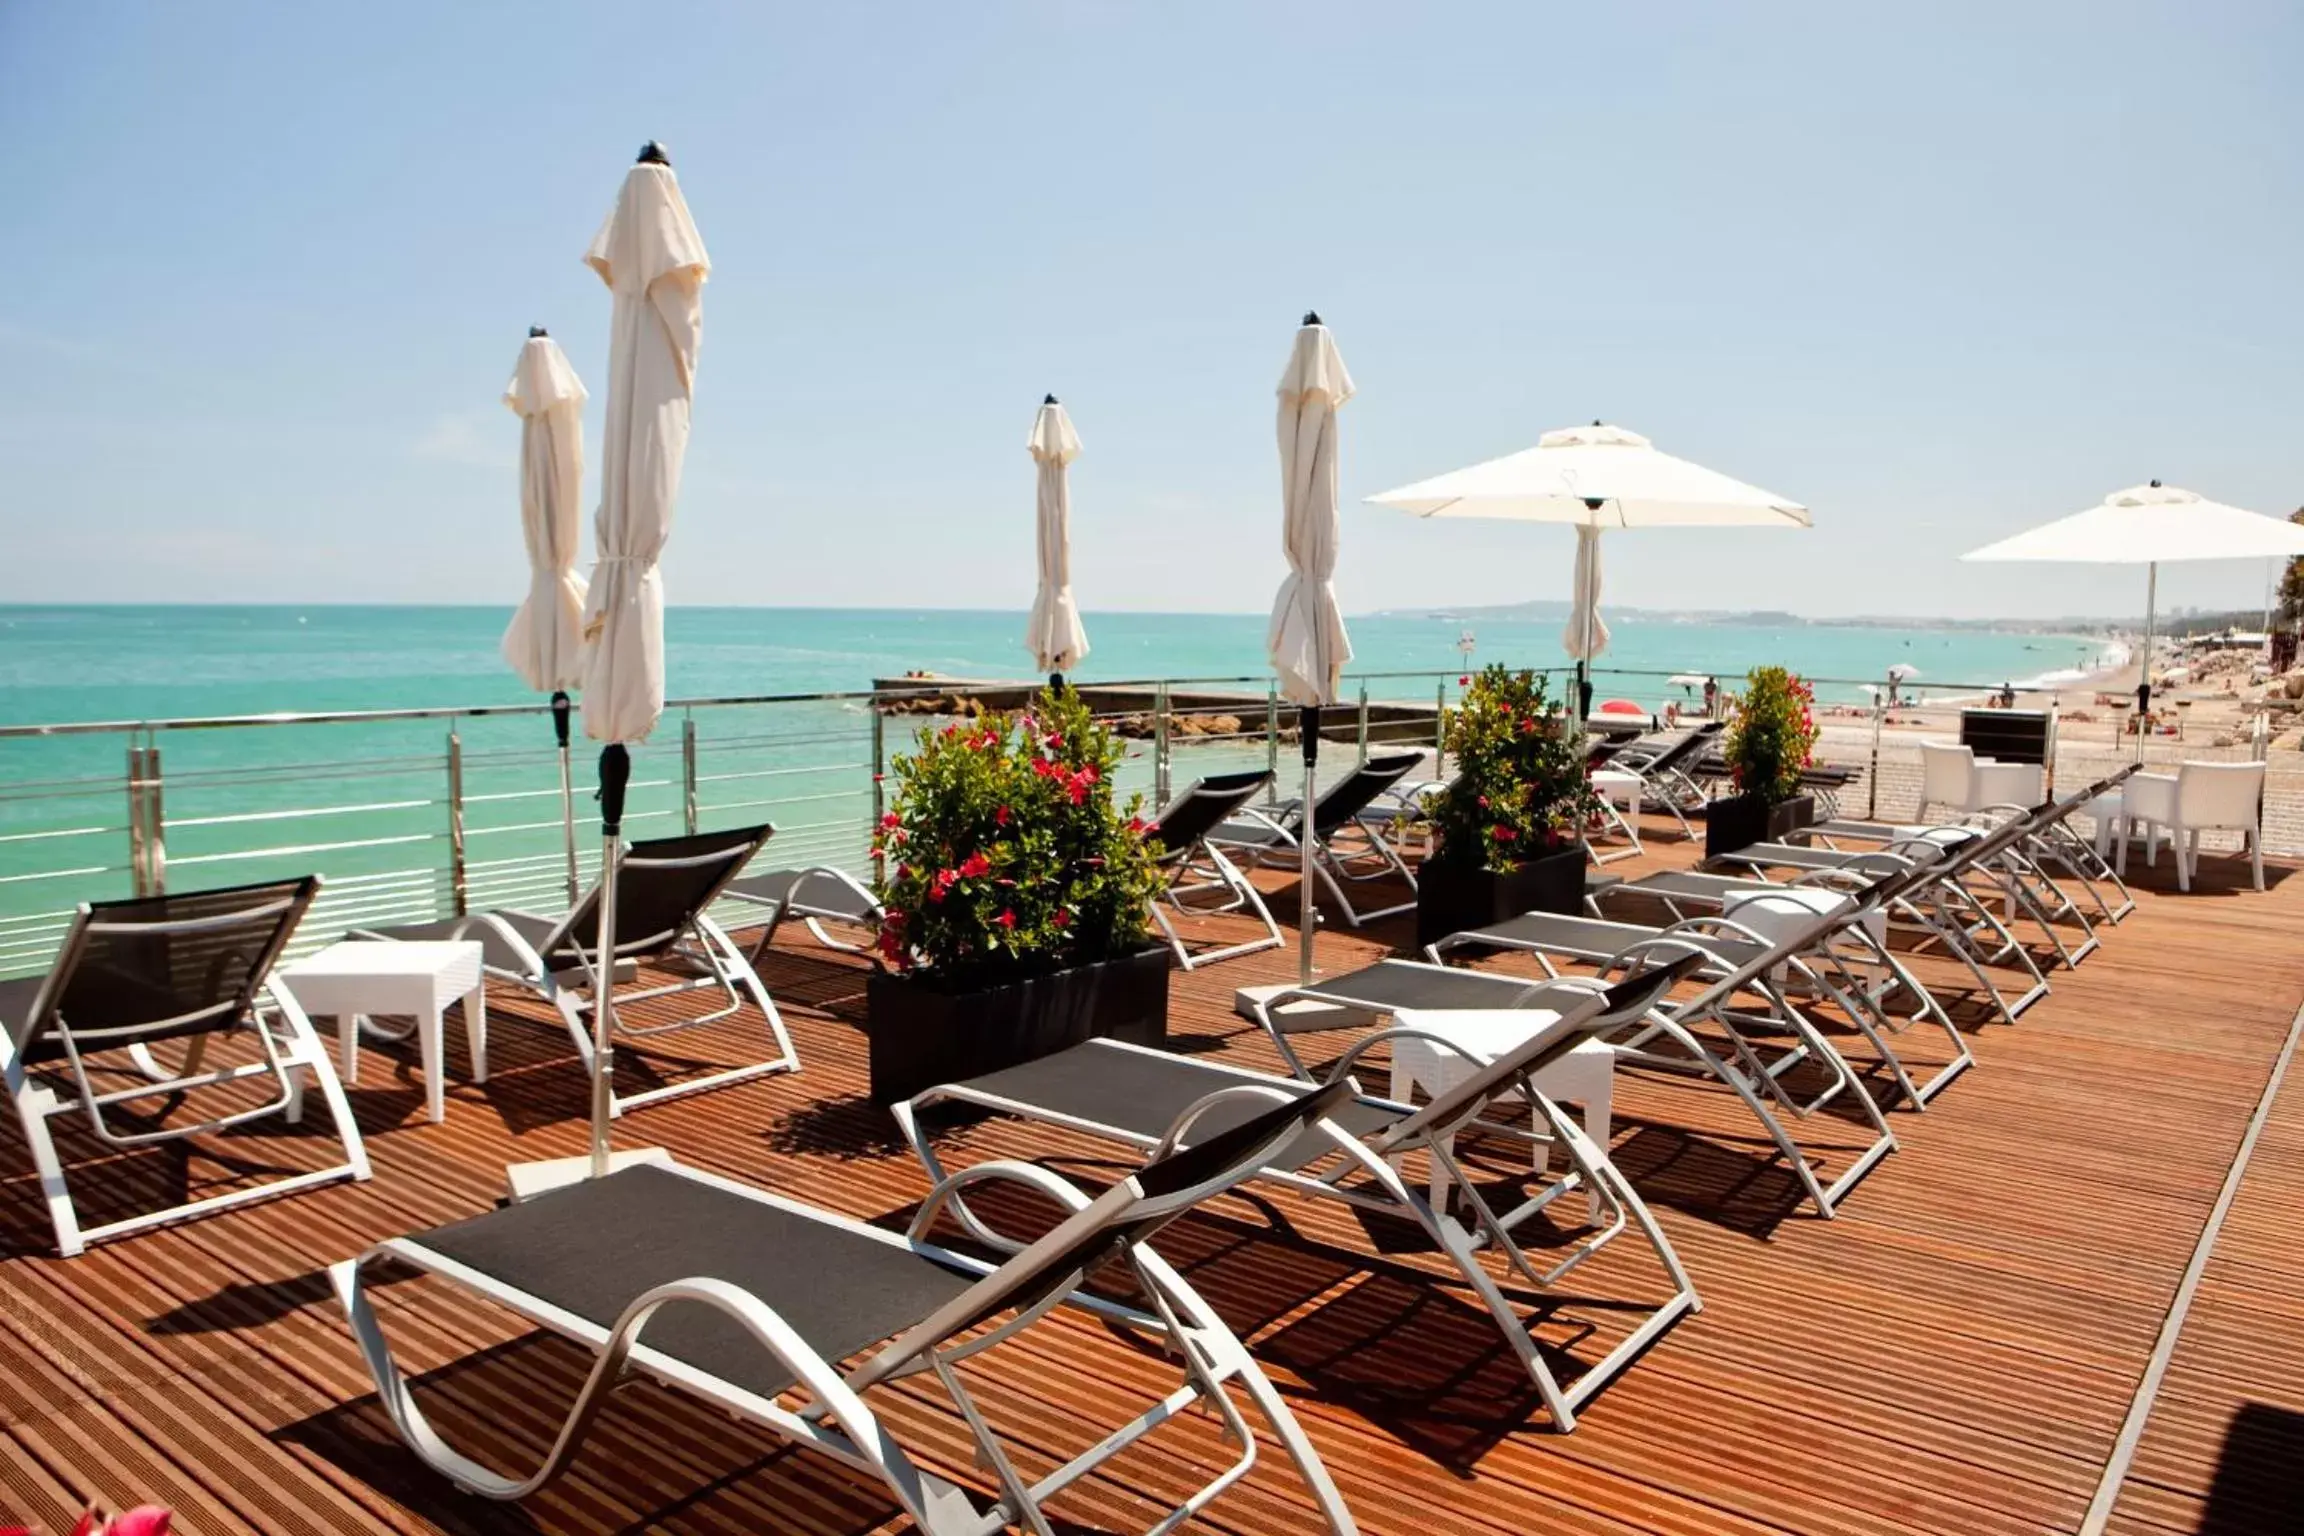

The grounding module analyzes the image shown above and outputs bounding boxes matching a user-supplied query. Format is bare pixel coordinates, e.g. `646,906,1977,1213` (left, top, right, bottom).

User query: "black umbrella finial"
529,325,549,338
1584,497,1606,512
2149,478,2162,487
637,140,670,166
1302,310,1322,327
1592,418,1604,426
1044,392,1058,405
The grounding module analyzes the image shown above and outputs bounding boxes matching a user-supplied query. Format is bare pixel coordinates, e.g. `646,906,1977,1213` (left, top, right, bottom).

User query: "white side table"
1590,769,1644,823
1388,1008,1616,1224
278,941,486,1124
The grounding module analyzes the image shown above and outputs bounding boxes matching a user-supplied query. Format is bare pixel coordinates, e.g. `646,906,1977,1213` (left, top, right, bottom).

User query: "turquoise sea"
0,605,2111,971
0,604,2109,725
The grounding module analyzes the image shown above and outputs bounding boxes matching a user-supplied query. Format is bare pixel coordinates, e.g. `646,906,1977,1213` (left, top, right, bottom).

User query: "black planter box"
864,945,1171,1104
1704,792,1817,861
1415,845,1587,950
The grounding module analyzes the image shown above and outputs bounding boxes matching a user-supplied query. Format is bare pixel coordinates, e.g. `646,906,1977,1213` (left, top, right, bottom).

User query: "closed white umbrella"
1024,394,1089,683
578,141,709,1179
1962,481,2304,756
1564,526,1610,665
501,326,589,905
1269,313,1354,982
1369,422,1809,716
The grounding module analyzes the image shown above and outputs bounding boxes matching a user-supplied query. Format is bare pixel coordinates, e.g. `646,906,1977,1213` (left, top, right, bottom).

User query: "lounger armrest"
906,1158,1094,1253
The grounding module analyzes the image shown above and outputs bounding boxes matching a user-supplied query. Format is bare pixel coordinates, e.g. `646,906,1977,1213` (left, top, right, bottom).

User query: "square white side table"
1388,1008,1616,1225
278,941,486,1124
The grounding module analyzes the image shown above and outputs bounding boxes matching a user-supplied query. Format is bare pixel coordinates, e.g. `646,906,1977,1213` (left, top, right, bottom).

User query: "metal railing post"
1355,681,1370,766
870,701,887,883
1434,681,1447,767
681,712,699,835
1867,678,1886,821
1153,684,1172,806
125,741,150,898
445,729,469,917
143,741,166,894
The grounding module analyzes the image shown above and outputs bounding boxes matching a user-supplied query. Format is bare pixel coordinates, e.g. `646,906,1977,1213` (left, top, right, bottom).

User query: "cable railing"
1,665,2293,976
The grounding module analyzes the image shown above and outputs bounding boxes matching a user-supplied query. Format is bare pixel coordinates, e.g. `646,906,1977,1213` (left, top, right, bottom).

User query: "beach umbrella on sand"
501,326,589,905
1025,395,1089,686
1269,313,1354,983
1962,481,2304,759
576,140,710,1180
1368,423,1809,720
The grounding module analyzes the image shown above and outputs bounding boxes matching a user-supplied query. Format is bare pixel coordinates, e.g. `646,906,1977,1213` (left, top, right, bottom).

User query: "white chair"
1918,741,2043,820
2119,761,2266,892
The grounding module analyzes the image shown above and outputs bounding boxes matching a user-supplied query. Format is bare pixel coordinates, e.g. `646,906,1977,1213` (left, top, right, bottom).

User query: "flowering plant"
2,1507,173,1536
871,686,1162,986
1722,665,1819,805
1428,665,1599,872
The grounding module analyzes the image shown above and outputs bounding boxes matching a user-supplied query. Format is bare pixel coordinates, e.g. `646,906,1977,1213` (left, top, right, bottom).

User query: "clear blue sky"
1,2,2296,622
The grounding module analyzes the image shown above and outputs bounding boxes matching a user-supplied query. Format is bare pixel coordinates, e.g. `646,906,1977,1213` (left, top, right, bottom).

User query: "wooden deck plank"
1,819,2300,1535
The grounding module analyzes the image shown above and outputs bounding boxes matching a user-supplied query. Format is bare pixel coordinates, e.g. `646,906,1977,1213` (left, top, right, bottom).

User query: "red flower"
959,851,992,879
1051,908,1070,928
1476,794,1489,809
996,909,1017,929
879,812,901,830
1493,825,1518,842
929,869,958,902
995,805,1011,826
1459,675,1470,686
895,863,913,880
1127,816,1151,836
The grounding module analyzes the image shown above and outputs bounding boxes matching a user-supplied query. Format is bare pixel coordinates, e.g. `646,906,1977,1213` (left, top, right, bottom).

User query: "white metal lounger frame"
334,1107,1361,1535
1602,865,1978,1109
724,865,885,959
1263,931,1896,1219
1710,822,2057,1026
896,957,1706,1431
1208,754,1426,927
1145,771,1287,970
1418,914,1903,1212
1602,724,1722,842
356,831,797,1119
3,878,370,1256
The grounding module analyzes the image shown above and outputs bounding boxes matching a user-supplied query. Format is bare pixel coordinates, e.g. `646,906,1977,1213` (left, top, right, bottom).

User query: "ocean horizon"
0,603,2117,728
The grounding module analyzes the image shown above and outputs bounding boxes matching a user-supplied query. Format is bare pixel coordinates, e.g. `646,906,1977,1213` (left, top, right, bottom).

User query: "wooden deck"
3,826,2301,1536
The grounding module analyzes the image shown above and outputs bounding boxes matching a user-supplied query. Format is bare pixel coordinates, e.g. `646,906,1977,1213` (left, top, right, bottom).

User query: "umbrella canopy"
1268,319,1356,708
1024,396,1089,677
578,154,710,745
1370,423,1807,709
1963,482,2304,757
1367,422,1810,528
501,331,590,692
1960,482,2304,565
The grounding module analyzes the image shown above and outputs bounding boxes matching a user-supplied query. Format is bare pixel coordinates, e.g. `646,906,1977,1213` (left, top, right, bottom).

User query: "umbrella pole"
2135,563,2158,763
1298,704,1320,984
589,744,630,1179
552,691,579,906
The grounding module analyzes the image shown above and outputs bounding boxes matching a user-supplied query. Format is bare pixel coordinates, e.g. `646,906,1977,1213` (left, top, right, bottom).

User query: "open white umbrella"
1269,312,1354,982
577,141,710,1179
1369,422,1809,717
1025,394,1088,684
501,326,589,904
1962,481,2304,756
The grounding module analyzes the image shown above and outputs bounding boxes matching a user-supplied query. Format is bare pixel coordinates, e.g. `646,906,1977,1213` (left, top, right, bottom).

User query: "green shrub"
1428,665,1599,872
1722,665,1819,805
871,686,1162,985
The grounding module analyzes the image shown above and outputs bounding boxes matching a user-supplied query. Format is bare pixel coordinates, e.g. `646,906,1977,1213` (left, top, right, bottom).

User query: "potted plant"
864,686,1167,1103
1706,664,1821,858
1415,665,1601,948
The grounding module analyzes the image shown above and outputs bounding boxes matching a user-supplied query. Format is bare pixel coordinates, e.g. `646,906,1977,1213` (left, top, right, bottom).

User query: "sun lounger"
1595,721,1723,841
722,865,885,960
335,1083,1364,1533
1143,769,1287,968
356,825,796,1118
3,876,369,1256
1589,860,1975,1107
896,955,1705,1431
1276,903,1901,1217
1209,751,1425,925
